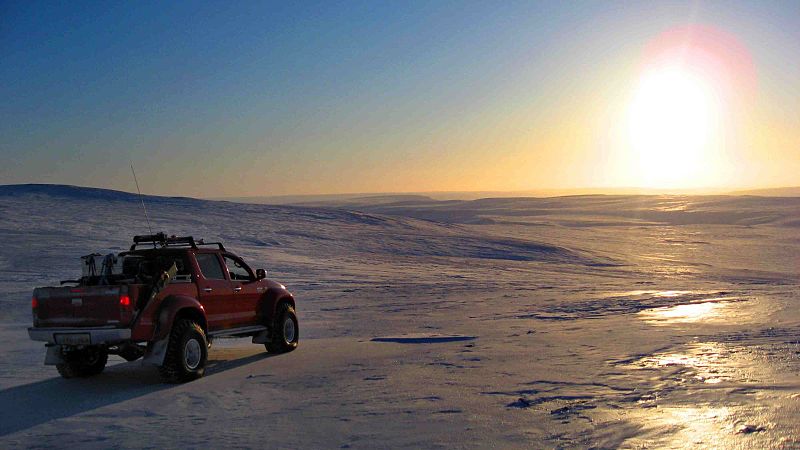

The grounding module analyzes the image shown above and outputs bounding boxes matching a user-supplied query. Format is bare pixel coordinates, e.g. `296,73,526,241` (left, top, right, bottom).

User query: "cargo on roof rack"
130,232,225,251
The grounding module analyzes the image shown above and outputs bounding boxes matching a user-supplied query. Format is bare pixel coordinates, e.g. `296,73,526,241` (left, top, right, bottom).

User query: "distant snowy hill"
4,183,800,304
336,193,800,227
219,192,437,206
730,186,800,197
0,183,201,204
0,184,614,297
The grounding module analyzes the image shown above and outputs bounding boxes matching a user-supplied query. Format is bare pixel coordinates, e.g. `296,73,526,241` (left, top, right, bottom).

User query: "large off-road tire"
266,303,299,354
56,346,108,378
158,319,208,383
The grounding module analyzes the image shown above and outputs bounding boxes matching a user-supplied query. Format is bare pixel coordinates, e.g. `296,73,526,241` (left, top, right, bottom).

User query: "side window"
223,255,254,281
195,253,226,280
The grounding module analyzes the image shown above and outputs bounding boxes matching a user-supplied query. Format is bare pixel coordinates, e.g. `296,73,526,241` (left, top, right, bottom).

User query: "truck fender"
260,289,295,324
252,290,294,344
142,295,207,366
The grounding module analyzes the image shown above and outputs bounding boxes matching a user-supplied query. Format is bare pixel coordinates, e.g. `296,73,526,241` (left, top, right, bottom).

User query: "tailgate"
33,285,135,328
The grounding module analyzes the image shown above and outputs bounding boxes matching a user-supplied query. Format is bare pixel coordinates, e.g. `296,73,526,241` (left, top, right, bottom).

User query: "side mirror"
256,268,267,280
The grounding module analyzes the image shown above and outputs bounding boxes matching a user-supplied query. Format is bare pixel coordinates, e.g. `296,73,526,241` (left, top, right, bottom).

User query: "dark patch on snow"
507,397,534,408
371,335,476,344
737,424,767,434
506,395,595,409
550,403,597,418
363,375,386,381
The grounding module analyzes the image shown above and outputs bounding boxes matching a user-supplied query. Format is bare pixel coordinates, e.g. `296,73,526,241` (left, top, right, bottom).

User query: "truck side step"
208,325,267,338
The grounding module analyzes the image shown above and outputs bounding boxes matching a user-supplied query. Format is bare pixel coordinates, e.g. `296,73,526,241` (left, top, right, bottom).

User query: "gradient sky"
1,1,798,197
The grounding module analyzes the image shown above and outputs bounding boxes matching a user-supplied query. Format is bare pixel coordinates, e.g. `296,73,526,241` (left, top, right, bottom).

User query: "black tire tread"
265,303,299,354
158,319,207,383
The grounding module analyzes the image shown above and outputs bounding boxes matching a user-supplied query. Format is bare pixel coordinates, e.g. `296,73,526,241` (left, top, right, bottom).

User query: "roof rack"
130,232,225,251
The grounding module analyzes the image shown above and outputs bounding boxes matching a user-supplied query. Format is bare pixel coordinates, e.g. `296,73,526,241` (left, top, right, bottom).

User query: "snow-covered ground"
1,185,799,448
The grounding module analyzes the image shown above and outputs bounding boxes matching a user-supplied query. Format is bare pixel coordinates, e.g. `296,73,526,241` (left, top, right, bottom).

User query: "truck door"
222,253,261,327
194,252,234,331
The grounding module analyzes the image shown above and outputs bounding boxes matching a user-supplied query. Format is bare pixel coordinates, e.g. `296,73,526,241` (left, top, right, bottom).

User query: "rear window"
122,254,191,277
77,251,192,286
195,253,226,280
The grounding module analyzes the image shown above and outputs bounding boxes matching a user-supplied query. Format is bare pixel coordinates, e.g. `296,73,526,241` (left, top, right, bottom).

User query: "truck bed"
33,284,143,328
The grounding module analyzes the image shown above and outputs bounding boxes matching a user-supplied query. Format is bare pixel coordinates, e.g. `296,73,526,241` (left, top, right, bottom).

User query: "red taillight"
119,294,131,307
32,297,38,309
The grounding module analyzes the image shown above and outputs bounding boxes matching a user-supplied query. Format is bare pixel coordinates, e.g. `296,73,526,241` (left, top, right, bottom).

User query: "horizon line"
3,182,800,202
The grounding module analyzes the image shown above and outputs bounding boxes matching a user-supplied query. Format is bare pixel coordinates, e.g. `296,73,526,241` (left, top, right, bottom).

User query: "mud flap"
142,338,169,366
252,329,271,344
44,345,65,365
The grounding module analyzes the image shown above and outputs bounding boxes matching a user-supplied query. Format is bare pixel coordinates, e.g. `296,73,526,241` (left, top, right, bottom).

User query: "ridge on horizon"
3,183,800,207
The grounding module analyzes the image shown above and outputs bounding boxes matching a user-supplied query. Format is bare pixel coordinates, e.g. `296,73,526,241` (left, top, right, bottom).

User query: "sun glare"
627,68,718,187
618,25,756,190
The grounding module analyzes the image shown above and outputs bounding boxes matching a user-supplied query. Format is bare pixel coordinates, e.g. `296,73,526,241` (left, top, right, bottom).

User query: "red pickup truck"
28,233,298,382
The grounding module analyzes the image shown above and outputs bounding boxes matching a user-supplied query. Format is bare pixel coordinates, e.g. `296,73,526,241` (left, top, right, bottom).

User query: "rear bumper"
28,327,131,345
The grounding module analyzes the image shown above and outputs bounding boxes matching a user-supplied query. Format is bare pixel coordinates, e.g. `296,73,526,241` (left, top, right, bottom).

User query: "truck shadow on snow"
0,351,275,437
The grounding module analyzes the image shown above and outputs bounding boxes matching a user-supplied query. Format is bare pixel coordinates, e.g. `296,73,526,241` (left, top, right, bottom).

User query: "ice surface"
1,185,799,448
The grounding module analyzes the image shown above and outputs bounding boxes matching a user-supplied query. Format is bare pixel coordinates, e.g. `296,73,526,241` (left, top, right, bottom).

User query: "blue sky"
1,1,798,196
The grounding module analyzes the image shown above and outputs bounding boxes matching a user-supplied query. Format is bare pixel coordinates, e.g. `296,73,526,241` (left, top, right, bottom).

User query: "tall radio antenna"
130,163,154,237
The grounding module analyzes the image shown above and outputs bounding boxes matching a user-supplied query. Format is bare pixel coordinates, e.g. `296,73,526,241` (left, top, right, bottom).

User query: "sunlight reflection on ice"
632,342,735,384
652,290,692,298
651,302,724,321
659,406,733,448
639,299,732,325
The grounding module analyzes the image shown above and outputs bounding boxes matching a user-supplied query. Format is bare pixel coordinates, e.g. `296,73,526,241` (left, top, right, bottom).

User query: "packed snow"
1,184,799,448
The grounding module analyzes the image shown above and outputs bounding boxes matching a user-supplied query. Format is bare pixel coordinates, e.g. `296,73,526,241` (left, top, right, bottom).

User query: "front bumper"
28,327,131,345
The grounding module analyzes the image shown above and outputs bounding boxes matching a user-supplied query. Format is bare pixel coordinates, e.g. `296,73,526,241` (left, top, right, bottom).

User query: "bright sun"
618,25,757,190
627,67,718,187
